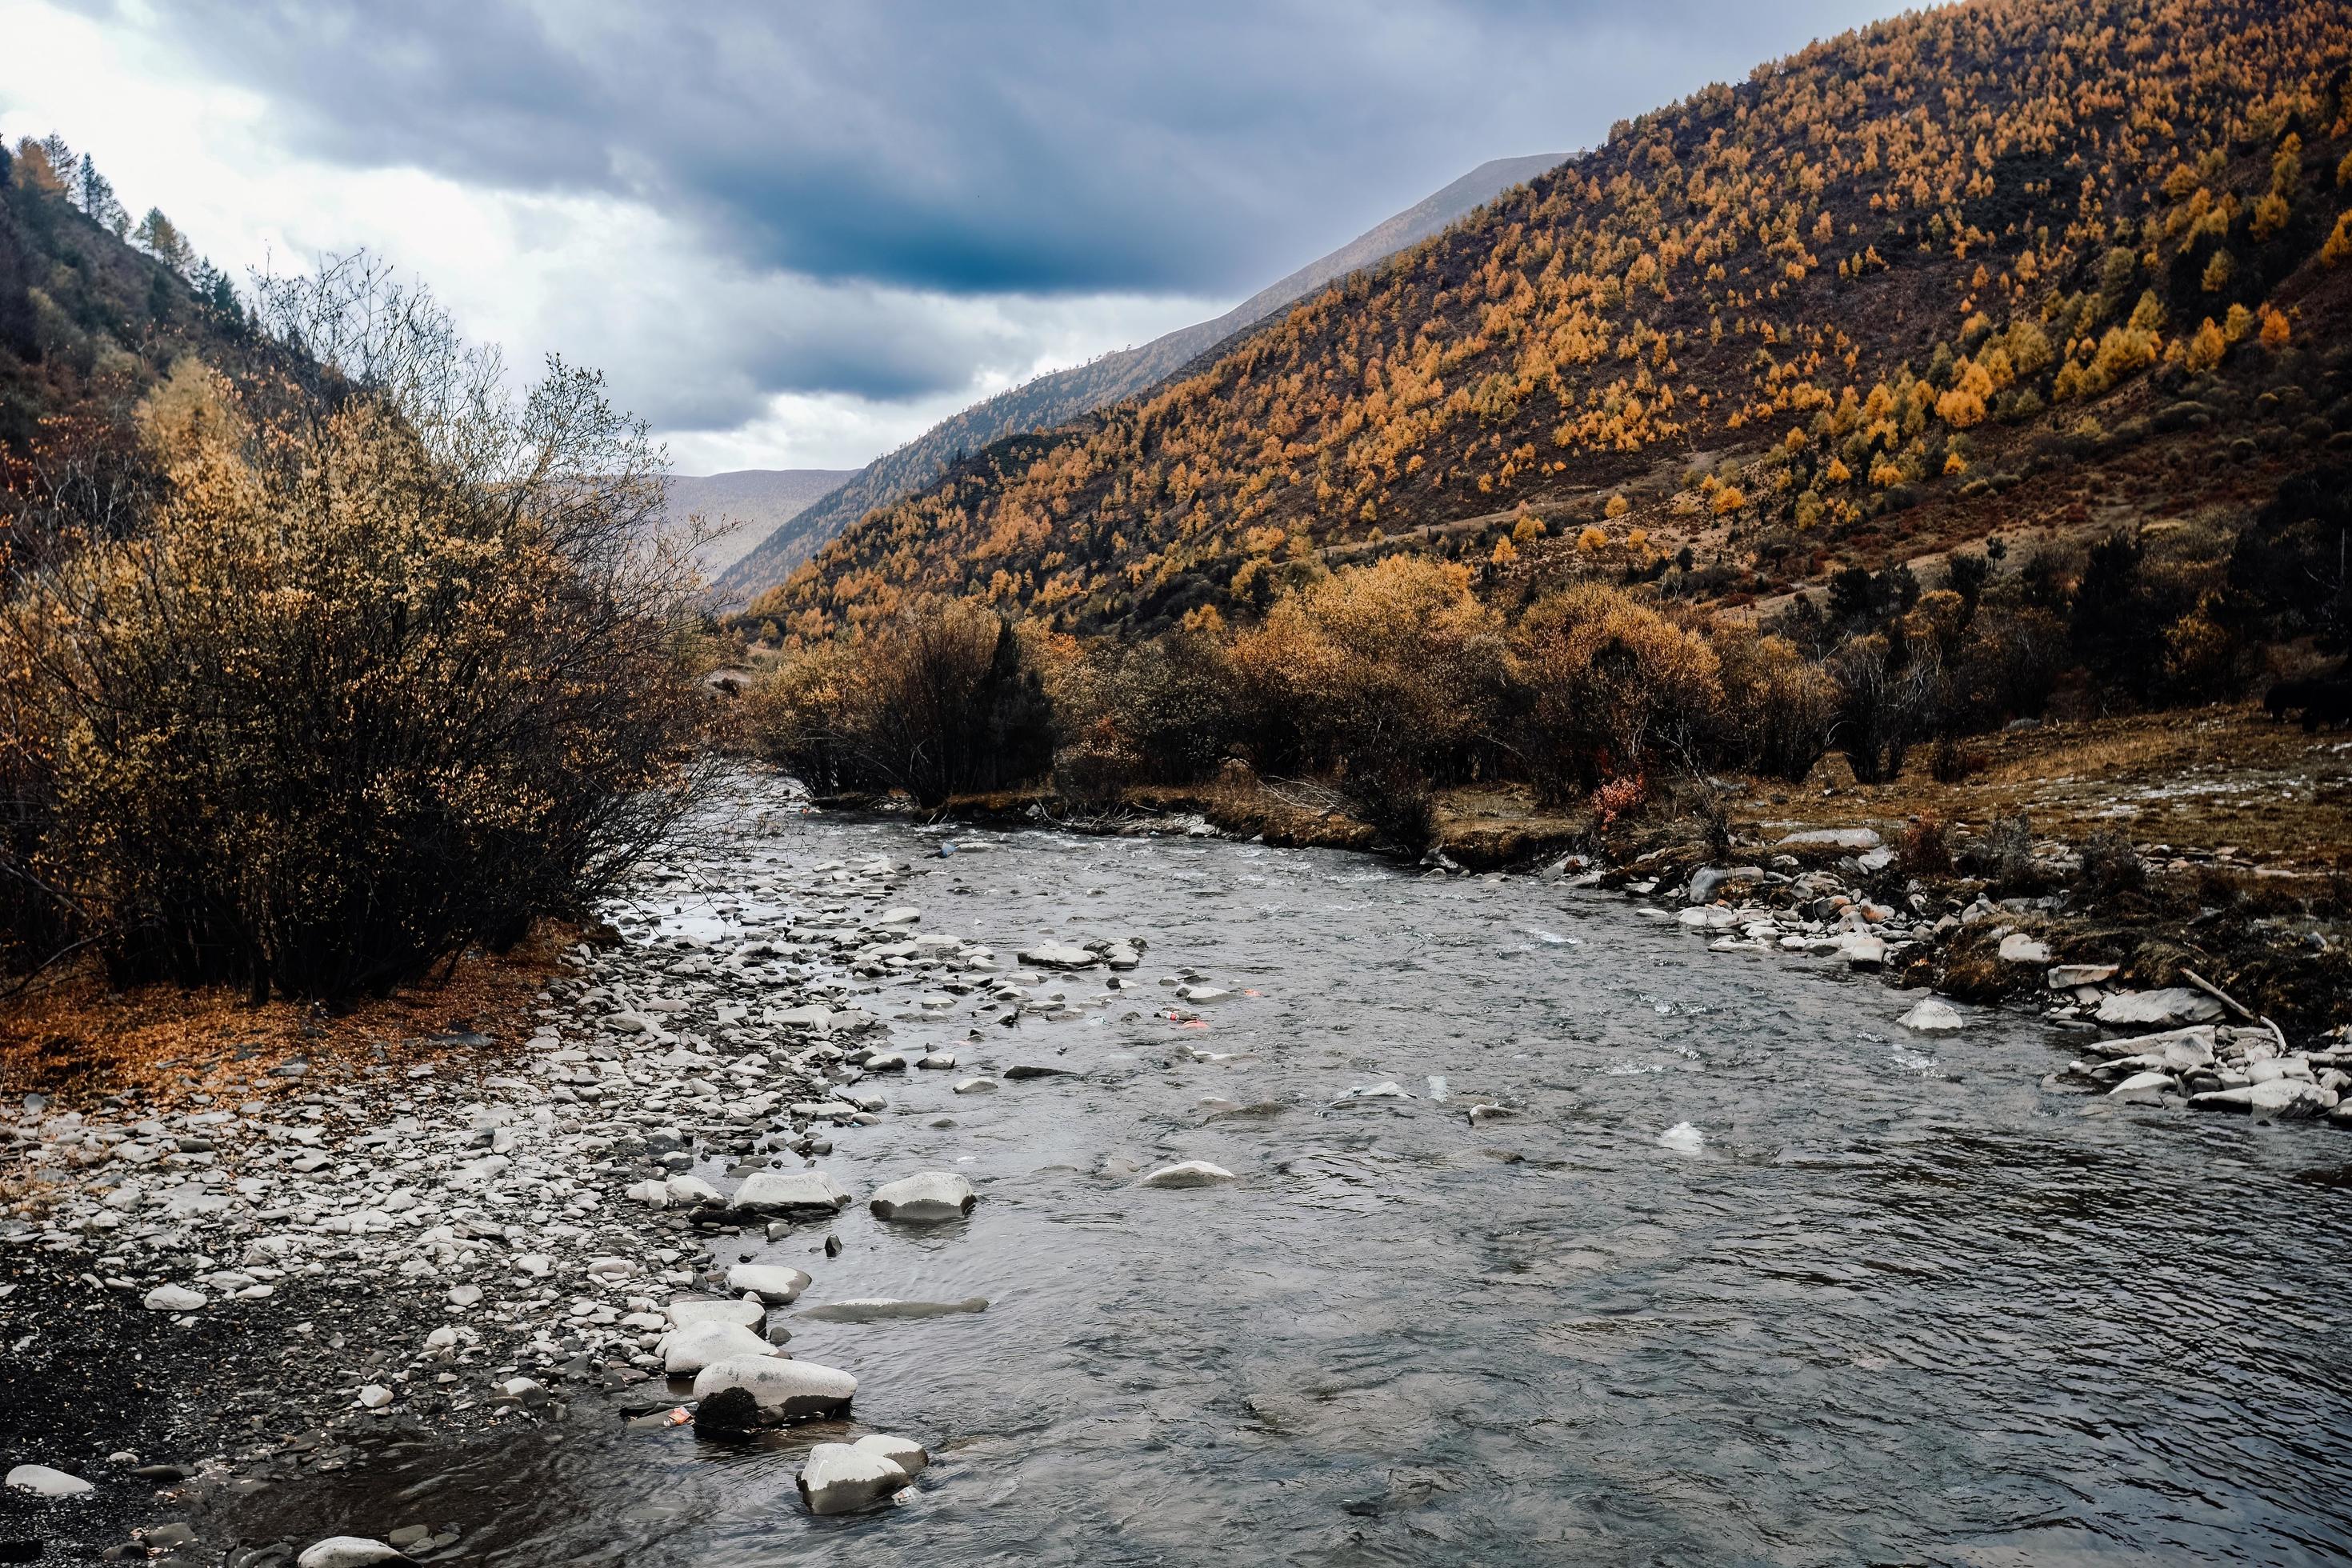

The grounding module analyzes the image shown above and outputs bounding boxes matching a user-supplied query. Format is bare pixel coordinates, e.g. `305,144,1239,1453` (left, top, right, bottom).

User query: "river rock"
854,1433,930,1475
1838,935,1886,970
2107,1070,2178,1105
869,1171,978,1222
1018,944,1098,970
796,1442,910,1514
142,1283,206,1313
952,1077,999,1094
795,1297,989,1322
2047,963,2118,989
295,1540,411,1568
691,1356,857,1422
1139,1160,1235,1189
2189,1080,2339,1120
732,1170,852,1214
666,1297,767,1330
726,1264,812,1305
6,1462,94,1498
2096,989,2224,1029
1998,933,2052,965
1898,998,1965,1034
1687,865,1765,904
665,1174,725,1206
662,1319,775,1374
1778,828,1881,850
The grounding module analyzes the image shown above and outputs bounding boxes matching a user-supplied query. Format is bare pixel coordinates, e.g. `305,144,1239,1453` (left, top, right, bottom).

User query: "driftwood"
2178,966,2290,1054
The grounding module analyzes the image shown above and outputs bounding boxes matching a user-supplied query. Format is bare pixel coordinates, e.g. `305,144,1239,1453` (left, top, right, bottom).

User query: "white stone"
2047,963,2119,989
1898,998,1966,1034
2096,989,2225,1029
1139,1161,1235,1189
296,1540,410,1568
662,1318,775,1374
665,1174,725,1206
868,1171,977,1222
797,1442,910,1514
666,1296,767,1330
952,1077,999,1094
854,1432,930,1475
1017,944,1098,970
1778,828,1881,850
692,1355,857,1420
2106,1070,2176,1104
447,1284,484,1307
1838,935,1887,970
6,1462,94,1498
142,1283,206,1312
878,907,922,926
1998,933,2052,965
725,1264,811,1305
357,1384,394,1410
2190,1080,2338,1120
731,1170,852,1214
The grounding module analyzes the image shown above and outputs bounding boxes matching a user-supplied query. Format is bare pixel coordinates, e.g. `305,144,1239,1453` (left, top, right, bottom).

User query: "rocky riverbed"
6,768,2350,1565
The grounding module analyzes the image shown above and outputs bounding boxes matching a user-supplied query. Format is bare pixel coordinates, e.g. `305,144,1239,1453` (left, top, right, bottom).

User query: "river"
218,796,2352,1565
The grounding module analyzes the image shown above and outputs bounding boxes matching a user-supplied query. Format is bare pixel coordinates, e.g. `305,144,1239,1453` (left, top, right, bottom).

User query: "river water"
226,803,2352,1566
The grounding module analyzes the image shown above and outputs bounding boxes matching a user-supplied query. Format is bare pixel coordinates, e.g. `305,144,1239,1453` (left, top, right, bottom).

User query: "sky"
1,0,1893,475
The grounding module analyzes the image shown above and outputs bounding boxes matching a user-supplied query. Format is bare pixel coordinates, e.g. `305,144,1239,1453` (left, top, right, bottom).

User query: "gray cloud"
67,0,1889,298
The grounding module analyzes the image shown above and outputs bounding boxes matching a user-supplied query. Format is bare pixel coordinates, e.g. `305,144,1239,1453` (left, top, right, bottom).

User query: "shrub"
1829,634,1938,783
1510,582,1722,800
746,600,1054,808
1896,815,1954,876
1959,815,2039,892
1,310,702,999
2075,830,2146,899
1710,622,1838,782
1228,555,1505,780
1928,734,1987,783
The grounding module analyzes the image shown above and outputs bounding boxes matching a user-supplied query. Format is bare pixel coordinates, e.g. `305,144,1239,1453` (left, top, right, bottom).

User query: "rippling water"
227,807,2352,1566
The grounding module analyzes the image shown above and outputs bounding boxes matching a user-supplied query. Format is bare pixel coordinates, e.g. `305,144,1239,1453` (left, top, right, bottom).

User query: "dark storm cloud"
67,0,1891,299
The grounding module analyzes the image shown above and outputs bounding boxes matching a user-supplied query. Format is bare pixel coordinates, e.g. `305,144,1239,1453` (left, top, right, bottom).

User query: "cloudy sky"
2,0,1890,474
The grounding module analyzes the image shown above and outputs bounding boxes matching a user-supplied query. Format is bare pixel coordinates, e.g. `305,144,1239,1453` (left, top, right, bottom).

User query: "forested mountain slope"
770,0,2352,640
717,154,1562,598
1,137,250,571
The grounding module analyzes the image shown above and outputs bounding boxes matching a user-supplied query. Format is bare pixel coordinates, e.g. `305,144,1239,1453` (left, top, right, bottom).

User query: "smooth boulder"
796,1442,910,1514
725,1264,812,1305
1139,1161,1235,1189
1898,998,1965,1034
732,1170,853,1214
296,1540,412,1568
666,1296,767,1330
869,1171,978,1222
662,1319,774,1374
692,1356,857,1423
2095,988,2225,1029
6,1463,94,1498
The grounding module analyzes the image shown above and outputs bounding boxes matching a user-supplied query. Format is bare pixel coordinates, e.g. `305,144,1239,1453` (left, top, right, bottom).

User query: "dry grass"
0,923,578,1115
1741,702,2352,870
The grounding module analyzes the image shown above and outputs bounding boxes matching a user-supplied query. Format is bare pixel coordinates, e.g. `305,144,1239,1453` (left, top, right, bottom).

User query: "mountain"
666,468,857,575
716,153,1563,598
772,0,2352,640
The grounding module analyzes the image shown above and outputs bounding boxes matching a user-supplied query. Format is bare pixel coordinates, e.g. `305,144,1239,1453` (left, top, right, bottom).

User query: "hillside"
665,466,856,575
771,0,2352,640
717,153,1562,598
1,138,250,572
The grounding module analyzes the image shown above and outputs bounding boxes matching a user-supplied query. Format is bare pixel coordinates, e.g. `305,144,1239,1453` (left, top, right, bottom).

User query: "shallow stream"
222,807,2352,1565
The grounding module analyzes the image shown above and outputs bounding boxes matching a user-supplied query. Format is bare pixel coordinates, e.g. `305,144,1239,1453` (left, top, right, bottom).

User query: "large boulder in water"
1139,1161,1236,1189
725,1264,811,1304
661,1319,774,1374
869,1171,978,1222
666,1296,766,1330
693,1356,857,1425
732,1170,852,1214
796,1442,910,1514
296,1542,413,1568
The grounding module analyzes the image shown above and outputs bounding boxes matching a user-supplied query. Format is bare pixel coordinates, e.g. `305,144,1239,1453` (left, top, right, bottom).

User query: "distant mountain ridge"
666,467,858,575
715,153,1563,598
